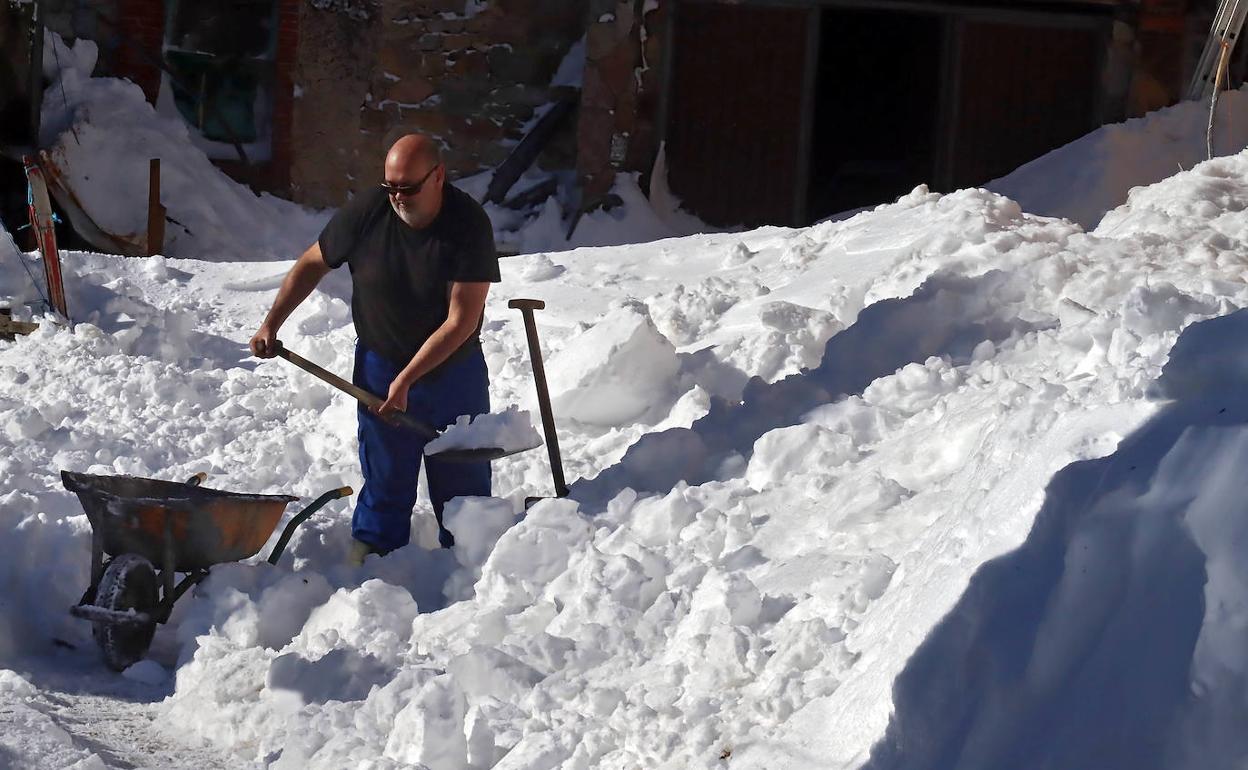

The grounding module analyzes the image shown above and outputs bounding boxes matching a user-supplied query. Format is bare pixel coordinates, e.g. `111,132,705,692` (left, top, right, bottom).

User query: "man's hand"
375,376,411,418
249,324,279,358
249,243,332,359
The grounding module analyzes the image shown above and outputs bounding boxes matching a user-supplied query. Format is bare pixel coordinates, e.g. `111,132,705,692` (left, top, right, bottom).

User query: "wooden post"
147,158,165,256
27,0,45,149
0,309,40,341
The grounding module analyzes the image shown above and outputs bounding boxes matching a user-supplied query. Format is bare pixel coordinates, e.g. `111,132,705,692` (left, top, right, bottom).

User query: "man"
250,134,499,562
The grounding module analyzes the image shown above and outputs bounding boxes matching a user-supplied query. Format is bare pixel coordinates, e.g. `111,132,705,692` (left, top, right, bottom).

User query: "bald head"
386,134,441,178
383,134,446,229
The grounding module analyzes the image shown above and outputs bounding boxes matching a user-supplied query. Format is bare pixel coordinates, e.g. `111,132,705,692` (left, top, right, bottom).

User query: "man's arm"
376,281,490,416
249,242,332,358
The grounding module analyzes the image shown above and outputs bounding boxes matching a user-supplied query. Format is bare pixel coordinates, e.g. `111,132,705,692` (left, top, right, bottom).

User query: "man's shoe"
347,538,375,567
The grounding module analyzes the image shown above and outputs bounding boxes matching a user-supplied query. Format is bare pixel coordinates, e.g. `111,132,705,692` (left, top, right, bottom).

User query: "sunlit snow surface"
5,31,1248,770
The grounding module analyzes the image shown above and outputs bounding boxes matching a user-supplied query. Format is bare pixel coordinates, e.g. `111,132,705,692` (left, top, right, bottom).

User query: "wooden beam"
0,310,39,341
27,0,45,148
147,158,166,256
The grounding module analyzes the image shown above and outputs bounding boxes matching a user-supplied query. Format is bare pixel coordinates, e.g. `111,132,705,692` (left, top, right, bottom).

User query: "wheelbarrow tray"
61,471,298,572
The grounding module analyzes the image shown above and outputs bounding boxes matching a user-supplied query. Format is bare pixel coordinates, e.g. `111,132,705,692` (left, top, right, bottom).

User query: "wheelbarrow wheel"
93,553,158,671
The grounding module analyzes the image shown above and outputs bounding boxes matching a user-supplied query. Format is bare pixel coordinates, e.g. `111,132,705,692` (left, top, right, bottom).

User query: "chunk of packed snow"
545,299,682,426
121,660,168,685
424,405,542,455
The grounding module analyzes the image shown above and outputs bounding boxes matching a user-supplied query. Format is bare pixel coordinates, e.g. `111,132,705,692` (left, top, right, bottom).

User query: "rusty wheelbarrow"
61,470,352,670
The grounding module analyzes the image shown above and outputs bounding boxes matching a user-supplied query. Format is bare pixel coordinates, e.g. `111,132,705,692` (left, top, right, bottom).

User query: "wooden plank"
23,155,69,318
0,309,39,340
666,1,811,227
948,19,1102,188
148,158,166,256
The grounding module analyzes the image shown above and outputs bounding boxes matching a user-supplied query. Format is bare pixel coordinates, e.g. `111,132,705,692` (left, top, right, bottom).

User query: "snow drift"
6,29,1248,770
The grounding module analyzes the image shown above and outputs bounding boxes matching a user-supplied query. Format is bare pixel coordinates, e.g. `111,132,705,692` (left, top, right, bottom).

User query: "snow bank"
988,87,1248,229
862,309,1248,770
9,76,1248,766
38,32,330,261
66,155,1230,767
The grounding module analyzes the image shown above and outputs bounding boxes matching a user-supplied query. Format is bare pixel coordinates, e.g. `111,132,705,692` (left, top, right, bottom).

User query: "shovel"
509,299,569,500
272,342,522,463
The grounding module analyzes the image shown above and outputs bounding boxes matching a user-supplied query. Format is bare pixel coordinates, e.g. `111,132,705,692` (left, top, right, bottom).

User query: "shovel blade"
425,445,530,463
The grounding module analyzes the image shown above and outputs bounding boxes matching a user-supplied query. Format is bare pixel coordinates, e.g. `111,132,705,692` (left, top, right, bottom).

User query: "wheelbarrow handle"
272,342,438,439
266,486,354,565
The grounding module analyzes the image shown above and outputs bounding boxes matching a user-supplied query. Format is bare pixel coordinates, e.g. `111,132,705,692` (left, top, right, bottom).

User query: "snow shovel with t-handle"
272,341,522,463
509,298,569,503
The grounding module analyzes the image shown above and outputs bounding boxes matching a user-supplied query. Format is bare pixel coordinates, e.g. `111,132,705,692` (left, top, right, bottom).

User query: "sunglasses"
381,164,440,197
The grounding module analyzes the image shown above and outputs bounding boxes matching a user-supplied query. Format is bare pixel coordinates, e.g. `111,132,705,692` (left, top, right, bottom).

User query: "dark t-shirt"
318,183,500,371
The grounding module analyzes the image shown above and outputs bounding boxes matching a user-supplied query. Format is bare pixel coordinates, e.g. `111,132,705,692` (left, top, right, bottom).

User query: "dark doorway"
807,9,943,222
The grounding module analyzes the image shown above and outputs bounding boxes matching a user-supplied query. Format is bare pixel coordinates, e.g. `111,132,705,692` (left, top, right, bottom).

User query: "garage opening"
663,1,1113,229
806,9,944,221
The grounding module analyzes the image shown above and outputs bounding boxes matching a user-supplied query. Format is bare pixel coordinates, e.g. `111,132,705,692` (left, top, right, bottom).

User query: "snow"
550,37,586,89
122,660,169,686
988,86,1248,230
424,406,543,455
545,299,682,426
6,28,1248,770
38,33,329,261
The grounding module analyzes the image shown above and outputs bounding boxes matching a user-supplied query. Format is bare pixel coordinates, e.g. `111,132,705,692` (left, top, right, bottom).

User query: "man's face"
383,162,443,228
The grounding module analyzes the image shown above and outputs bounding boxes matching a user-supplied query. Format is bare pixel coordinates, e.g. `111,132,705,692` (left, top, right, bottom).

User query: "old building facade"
3,0,1242,233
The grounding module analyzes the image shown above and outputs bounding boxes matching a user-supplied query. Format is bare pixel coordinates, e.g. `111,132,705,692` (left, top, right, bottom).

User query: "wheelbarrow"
61,470,352,671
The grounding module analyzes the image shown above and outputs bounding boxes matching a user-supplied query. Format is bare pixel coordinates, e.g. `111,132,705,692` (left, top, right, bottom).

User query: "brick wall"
115,0,164,103
291,0,587,208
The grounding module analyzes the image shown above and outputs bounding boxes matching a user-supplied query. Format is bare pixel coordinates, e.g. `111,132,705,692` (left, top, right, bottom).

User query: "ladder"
1187,0,1248,101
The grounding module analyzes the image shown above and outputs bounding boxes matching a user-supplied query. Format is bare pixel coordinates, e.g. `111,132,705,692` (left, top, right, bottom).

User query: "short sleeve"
450,195,501,283
318,187,383,269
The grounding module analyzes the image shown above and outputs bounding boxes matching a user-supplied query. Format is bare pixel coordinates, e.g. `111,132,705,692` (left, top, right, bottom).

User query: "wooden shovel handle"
273,342,438,439
508,299,567,497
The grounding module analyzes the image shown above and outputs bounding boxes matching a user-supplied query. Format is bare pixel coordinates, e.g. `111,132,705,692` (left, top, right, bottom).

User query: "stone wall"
291,0,587,208
577,0,668,209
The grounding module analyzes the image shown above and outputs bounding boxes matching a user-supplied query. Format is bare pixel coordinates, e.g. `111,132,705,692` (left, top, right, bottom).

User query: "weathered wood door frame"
658,0,1116,224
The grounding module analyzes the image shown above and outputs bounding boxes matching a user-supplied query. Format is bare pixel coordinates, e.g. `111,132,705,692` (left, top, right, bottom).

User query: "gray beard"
389,198,419,228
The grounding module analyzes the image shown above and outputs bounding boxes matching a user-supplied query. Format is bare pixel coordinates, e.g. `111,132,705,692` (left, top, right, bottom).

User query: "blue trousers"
352,344,492,551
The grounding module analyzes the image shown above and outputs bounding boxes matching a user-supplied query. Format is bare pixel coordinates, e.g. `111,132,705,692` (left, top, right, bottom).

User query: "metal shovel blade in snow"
272,342,523,463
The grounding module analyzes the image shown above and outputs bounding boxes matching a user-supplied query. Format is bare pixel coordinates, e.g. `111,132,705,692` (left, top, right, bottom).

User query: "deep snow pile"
4,143,1248,768
988,86,1248,230
38,34,329,261
7,30,1248,770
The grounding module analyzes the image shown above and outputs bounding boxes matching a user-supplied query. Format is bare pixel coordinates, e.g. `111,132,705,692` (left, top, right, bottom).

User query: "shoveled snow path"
3,652,257,770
